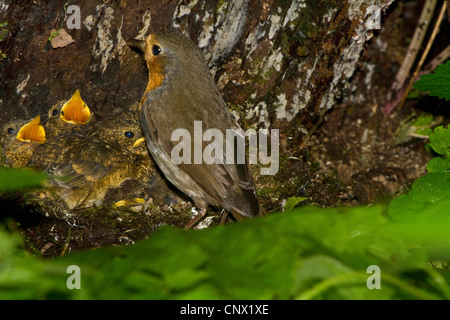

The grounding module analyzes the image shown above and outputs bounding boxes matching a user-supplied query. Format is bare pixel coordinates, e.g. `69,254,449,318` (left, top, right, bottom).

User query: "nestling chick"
44,89,93,137
31,104,179,209
1,116,46,168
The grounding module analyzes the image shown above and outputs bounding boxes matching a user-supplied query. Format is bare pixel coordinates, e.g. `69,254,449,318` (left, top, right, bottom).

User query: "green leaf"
295,255,391,300
414,60,450,101
412,114,434,127
284,196,308,211
427,157,450,173
388,193,425,222
406,88,420,99
428,126,450,158
0,167,46,191
411,172,450,203
412,114,434,136
2,204,445,300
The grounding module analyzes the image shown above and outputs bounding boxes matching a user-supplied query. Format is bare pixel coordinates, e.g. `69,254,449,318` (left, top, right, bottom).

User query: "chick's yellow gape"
59,89,93,125
16,115,46,143
44,90,94,139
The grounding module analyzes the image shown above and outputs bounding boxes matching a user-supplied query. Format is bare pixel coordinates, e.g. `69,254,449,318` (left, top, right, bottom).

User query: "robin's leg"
219,209,228,225
184,207,207,229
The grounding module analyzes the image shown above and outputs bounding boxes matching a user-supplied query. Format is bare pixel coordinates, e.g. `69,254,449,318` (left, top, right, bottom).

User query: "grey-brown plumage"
129,32,262,224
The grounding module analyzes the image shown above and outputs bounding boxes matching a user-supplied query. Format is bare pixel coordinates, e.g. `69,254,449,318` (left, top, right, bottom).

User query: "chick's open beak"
16,115,46,144
60,89,92,124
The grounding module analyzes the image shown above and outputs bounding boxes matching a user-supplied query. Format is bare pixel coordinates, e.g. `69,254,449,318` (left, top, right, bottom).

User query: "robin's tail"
227,187,266,221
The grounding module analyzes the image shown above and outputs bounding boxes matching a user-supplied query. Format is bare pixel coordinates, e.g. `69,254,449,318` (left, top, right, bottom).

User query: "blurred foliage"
0,167,46,191
388,125,450,223
2,204,450,300
1,125,450,299
412,114,434,136
393,113,442,145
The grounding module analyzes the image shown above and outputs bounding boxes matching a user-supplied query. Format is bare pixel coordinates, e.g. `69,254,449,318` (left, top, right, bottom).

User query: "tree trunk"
1,0,393,138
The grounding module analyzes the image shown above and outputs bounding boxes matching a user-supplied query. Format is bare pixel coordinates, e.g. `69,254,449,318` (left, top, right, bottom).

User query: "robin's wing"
141,87,260,218
178,130,260,218
45,161,111,189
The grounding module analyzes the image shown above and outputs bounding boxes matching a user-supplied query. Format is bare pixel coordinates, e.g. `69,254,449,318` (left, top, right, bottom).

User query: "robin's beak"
16,115,46,144
60,89,92,124
127,39,146,53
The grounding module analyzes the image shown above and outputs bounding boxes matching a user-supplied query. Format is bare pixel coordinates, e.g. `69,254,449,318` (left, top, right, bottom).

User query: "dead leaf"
49,28,75,49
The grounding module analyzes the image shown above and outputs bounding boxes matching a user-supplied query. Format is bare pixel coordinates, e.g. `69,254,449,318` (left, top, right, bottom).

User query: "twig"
421,44,450,75
384,44,450,113
398,0,448,110
448,0,450,22
391,0,438,93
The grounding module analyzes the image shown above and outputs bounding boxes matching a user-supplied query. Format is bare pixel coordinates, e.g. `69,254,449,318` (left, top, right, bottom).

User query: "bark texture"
0,0,393,141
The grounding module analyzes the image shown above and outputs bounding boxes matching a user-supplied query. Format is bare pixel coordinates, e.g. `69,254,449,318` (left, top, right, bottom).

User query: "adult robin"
1,115,46,168
128,32,263,228
44,89,93,137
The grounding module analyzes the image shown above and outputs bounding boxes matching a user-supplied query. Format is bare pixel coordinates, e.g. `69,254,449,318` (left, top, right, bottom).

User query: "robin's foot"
184,207,207,230
219,209,228,225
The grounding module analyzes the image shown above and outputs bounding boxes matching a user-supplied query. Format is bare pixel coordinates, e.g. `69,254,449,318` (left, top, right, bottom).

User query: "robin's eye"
52,109,59,116
7,128,15,135
152,45,162,56
125,131,134,139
